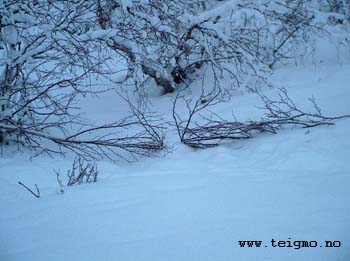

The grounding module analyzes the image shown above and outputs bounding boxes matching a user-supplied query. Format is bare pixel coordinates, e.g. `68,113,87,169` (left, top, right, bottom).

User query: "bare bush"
0,0,166,161
1,1,106,143
1,0,347,160
54,157,100,194
324,0,350,17
90,0,331,93
93,0,268,93
54,157,98,191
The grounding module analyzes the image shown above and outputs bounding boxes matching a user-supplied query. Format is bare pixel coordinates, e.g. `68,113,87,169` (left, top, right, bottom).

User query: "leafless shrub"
93,0,267,94
1,0,347,160
0,0,140,160
91,0,332,94
325,0,350,17
172,88,223,146
173,88,350,148
234,0,323,68
54,157,99,194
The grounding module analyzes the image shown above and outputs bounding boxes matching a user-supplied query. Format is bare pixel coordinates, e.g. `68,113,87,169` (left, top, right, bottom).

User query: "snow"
1,1,350,260
191,0,242,24
1,61,350,261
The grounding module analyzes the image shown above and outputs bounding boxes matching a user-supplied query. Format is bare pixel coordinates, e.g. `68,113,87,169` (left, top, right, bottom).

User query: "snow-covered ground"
1,59,350,261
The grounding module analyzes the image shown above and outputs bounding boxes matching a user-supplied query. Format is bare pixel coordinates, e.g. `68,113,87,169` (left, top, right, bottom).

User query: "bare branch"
173,88,350,148
18,181,40,199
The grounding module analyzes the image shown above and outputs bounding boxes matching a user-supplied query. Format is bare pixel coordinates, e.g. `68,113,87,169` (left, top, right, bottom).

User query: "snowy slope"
1,60,350,261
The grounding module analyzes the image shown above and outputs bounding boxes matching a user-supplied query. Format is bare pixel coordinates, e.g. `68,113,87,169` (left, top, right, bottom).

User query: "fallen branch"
1,105,166,162
18,181,40,199
173,88,350,148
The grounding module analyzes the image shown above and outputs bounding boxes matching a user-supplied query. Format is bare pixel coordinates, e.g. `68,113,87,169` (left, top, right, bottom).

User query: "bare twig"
18,181,40,199
54,170,65,194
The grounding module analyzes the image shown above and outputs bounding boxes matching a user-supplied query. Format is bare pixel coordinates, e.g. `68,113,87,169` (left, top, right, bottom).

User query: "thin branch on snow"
18,181,40,199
